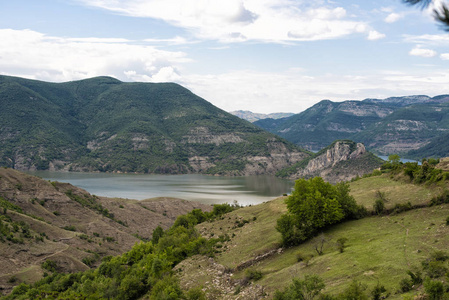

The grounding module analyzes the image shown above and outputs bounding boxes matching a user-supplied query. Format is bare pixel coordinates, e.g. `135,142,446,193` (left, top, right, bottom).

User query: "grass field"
183,174,449,299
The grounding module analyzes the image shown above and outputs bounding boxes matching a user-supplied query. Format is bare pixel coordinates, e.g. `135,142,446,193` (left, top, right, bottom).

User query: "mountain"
229,110,294,122
407,132,449,159
254,95,449,157
0,168,210,293
276,140,384,183
0,75,308,175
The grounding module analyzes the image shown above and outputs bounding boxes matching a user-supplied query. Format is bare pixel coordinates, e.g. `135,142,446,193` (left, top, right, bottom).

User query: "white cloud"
0,29,190,82
441,53,449,60
181,68,449,114
409,46,438,57
404,34,449,46
76,0,369,42
384,12,402,23
367,30,386,40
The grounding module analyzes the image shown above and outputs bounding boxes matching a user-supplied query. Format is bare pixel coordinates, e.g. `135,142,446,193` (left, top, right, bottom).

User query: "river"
26,171,293,206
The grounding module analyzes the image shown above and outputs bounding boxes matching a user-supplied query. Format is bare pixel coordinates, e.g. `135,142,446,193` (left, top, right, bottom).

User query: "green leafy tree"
277,177,361,246
388,154,401,165
152,226,164,244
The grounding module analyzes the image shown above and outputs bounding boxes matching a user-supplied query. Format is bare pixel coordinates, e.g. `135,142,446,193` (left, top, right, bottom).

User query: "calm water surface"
27,171,293,206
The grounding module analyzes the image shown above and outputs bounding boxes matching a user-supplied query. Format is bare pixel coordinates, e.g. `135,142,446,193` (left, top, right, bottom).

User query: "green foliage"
371,282,387,300
0,196,23,214
273,275,325,300
336,237,348,253
373,199,385,215
337,280,368,300
424,279,445,300
388,154,401,165
3,207,225,299
399,277,413,293
0,75,306,174
185,286,207,300
244,269,263,281
277,177,363,246
152,226,164,244
406,269,423,285
41,260,58,273
62,225,76,231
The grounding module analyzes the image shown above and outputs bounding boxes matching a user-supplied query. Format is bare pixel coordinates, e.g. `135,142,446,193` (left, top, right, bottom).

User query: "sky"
1,0,449,114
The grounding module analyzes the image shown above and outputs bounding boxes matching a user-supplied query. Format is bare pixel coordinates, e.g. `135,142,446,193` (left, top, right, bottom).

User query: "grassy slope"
0,168,211,294
185,175,446,299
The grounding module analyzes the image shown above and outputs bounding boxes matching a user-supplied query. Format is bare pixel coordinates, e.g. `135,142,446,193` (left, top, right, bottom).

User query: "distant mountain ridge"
255,94,449,158
229,110,294,122
0,75,308,175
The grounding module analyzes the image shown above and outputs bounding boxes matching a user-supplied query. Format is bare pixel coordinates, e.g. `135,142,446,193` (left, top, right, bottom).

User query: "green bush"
373,199,385,215
424,279,444,300
273,275,325,300
245,269,263,281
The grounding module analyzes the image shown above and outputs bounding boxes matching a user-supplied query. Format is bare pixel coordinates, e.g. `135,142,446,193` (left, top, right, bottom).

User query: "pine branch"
434,4,449,31
402,0,433,9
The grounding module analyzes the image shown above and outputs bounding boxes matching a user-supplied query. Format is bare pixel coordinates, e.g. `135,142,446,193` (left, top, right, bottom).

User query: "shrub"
63,225,76,231
245,269,263,281
273,275,325,300
371,282,387,300
338,280,368,300
407,269,423,285
373,199,385,215
41,259,57,273
399,278,412,293
422,260,448,278
186,286,207,300
424,279,444,300
336,237,348,253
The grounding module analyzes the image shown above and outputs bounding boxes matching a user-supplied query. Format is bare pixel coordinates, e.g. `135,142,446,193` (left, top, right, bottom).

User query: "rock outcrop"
287,140,384,183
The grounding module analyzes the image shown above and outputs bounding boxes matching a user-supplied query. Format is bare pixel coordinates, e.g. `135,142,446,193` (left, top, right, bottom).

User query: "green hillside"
4,162,449,299
0,75,308,174
254,96,449,158
407,132,449,159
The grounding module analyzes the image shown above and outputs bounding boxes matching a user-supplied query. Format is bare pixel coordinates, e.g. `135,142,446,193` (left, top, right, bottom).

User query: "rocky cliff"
279,140,383,183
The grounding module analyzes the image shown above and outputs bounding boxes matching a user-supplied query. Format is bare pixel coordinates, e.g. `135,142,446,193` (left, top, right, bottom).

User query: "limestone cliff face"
187,137,309,176
242,139,309,176
288,141,382,183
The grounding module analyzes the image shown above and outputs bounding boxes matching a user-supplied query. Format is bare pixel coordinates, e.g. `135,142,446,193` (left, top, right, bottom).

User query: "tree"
387,154,401,165
277,177,361,247
403,0,449,31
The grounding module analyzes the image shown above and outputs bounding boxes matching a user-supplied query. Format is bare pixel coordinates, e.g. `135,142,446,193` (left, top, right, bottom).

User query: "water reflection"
26,171,293,206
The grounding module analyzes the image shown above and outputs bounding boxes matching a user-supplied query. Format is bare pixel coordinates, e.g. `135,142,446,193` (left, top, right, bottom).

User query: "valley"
2,160,449,299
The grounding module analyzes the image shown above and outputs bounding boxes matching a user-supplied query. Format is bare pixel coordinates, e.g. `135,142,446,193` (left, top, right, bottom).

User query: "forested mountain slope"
0,75,308,175
254,95,449,157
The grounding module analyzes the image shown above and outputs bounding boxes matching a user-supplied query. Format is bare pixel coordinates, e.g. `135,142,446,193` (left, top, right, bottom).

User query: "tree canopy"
276,177,365,247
